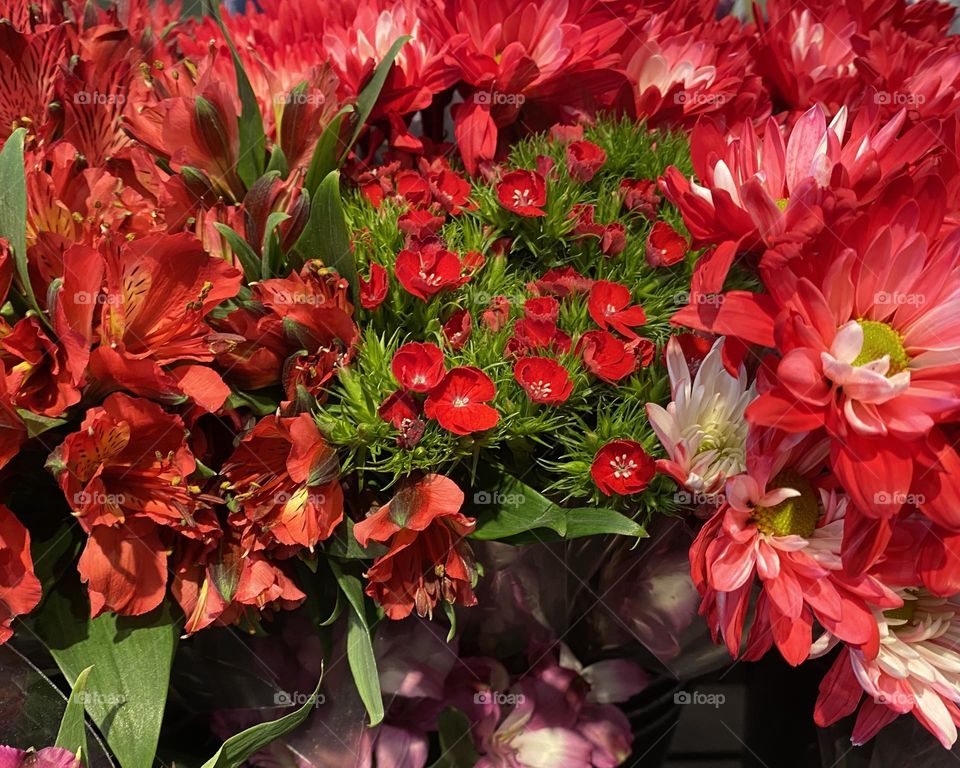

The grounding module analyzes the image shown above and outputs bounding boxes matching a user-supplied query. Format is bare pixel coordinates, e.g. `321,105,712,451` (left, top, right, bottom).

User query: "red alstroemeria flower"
0,506,42,644
588,281,648,337
497,170,547,217
1,316,79,417
443,309,473,350
424,367,499,435
395,241,468,300
577,331,637,383
566,140,606,182
620,179,661,218
514,357,574,405
392,342,446,393
353,474,477,620
591,440,656,496
47,393,218,617
222,413,344,551
645,222,688,268
0,377,26,473
360,263,389,310
172,536,306,635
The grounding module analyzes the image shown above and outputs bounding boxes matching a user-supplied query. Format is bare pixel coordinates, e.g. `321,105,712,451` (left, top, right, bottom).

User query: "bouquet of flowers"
3,0,960,766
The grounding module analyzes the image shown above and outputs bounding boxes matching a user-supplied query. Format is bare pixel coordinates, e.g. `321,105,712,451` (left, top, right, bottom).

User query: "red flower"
1,316,79,417
523,297,560,325
591,440,656,496
645,222,688,267
566,140,606,182
588,281,647,337
530,267,594,297
424,367,499,435
0,506,41,644
398,209,445,239
577,331,637,383
600,223,627,257
353,474,477,620
379,390,420,429
481,296,512,331
360,263,389,309
514,357,574,404
430,168,473,214
443,309,473,350
395,241,468,300
172,535,305,634
497,170,547,217
222,413,344,551
392,342,446,393
620,179,661,218
48,393,218,617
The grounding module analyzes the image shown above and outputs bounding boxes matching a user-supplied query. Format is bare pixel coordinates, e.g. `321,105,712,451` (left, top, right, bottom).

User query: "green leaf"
200,675,323,768
563,507,646,539
429,707,479,768
468,475,568,540
265,144,289,178
16,408,67,438
55,665,92,764
325,518,387,559
0,128,43,320
329,561,383,726
304,108,350,195
261,210,291,279
206,0,265,188
442,601,457,643
295,171,357,302
224,389,281,416
34,592,178,768
341,36,409,162
214,222,261,282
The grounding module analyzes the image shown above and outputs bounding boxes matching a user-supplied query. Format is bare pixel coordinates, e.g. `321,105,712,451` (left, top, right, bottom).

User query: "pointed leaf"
214,222,261,282
295,170,357,301
0,128,43,320
55,665,92,765
304,108,350,195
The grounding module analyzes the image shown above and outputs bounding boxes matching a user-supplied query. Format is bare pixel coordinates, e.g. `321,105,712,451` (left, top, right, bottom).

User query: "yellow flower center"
752,470,819,538
851,320,909,375
775,198,789,211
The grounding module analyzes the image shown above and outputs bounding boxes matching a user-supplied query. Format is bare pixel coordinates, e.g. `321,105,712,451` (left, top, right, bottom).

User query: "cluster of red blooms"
4,0,960,753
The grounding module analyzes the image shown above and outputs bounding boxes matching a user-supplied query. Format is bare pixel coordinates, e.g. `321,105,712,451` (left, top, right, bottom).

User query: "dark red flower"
360,263,389,309
566,140,606,182
429,168,473,214
570,204,604,238
442,309,473,350
0,506,41,644
379,390,420,429
353,474,477,620
497,170,547,217
530,267,594,297
395,241,467,300
523,297,560,325
591,440,656,496
588,281,647,337
600,223,627,257
508,298,573,357
424,366,499,435
482,296,512,331
392,342,446,393
222,413,344,551
620,179,661,218
398,208,445,239
551,123,585,143
514,357,574,405
395,171,431,206
645,221,689,268
577,330,637,383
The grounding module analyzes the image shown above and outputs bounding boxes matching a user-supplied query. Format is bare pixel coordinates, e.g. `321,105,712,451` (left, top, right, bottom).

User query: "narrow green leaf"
206,0,265,187
261,211,291,279
329,561,384,726
35,591,178,768
295,171,357,301
16,408,67,438
304,108,350,195
200,675,323,768
325,518,387,559
342,37,410,162
0,128,43,320
563,507,646,539
442,602,457,643
55,665,92,765
467,475,568,540
214,222,261,281
265,144,289,178
429,707,480,768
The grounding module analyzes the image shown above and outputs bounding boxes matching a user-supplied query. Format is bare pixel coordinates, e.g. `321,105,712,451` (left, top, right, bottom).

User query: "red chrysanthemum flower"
566,140,606,182
360,263,389,309
588,281,648,337
222,413,344,552
0,506,41,644
591,440,656,496
514,357,574,405
646,222,689,268
353,474,477,620
497,170,547,217
424,367,499,435
577,331,637,383
391,342,446,393
394,241,468,300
